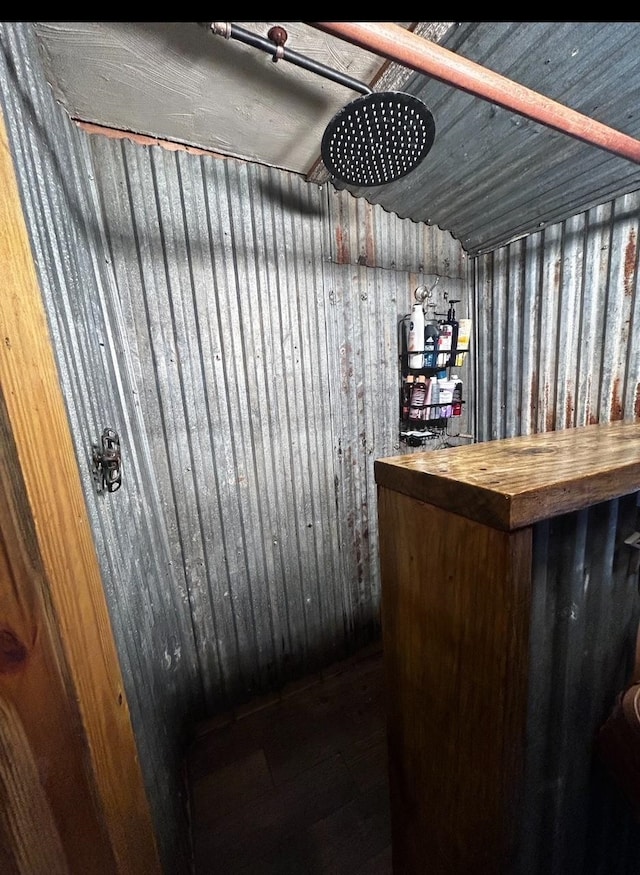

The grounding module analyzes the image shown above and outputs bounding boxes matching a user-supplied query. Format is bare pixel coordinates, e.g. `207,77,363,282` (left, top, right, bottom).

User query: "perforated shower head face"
321,91,436,187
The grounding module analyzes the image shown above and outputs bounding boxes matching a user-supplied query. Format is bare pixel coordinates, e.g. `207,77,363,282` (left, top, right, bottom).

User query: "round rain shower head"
321,91,435,187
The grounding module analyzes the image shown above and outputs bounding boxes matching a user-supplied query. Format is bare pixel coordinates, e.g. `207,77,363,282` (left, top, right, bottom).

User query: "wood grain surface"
377,487,532,874
0,109,160,872
0,392,115,872
0,694,70,874
375,421,640,530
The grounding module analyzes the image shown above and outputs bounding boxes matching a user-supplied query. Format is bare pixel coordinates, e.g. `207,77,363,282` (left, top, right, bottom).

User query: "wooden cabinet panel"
378,489,531,873
376,425,640,873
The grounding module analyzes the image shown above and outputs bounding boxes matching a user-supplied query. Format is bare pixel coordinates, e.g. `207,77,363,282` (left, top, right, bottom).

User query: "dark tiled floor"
186,645,391,874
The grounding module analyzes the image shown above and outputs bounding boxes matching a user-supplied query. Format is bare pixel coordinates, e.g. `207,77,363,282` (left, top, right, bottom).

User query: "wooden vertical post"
0,109,161,872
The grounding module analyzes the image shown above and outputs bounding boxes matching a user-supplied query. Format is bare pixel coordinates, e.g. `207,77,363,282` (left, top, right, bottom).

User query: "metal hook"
92,428,122,493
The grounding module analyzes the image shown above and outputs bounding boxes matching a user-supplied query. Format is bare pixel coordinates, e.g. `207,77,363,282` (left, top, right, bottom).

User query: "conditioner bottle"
445,300,460,367
423,305,440,368
455,319,471,367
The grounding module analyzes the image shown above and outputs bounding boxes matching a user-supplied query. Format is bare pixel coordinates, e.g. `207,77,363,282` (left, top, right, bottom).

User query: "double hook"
92,428,122,493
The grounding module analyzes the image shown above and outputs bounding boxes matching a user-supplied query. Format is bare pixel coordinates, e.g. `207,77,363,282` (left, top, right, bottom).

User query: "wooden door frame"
0,109,160,872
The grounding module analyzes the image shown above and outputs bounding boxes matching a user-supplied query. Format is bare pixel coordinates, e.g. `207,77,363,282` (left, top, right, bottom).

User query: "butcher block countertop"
374,421,640,531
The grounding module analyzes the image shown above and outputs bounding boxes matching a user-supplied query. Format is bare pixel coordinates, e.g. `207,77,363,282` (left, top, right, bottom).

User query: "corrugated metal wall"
0,22,469,873
520,493,640,873
5,18,640,873
86,137,469,709
475,193,640,871
475,191,640,440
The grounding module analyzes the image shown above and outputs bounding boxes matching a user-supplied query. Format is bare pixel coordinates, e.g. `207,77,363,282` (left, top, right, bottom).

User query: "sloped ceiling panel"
334,21,640,255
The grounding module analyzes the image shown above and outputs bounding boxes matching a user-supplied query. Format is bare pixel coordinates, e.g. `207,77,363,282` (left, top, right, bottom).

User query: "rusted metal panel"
475,190,640,441
325,182,467,275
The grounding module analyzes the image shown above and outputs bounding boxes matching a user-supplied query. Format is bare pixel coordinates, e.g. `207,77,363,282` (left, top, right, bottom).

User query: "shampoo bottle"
452,380,463,416
409,375,428,421
408,302,425,369
402,375,414,420
429,376,440,418
438,378,454,418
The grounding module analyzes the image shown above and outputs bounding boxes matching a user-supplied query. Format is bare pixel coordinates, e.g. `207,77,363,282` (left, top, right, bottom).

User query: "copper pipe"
309,22,640,165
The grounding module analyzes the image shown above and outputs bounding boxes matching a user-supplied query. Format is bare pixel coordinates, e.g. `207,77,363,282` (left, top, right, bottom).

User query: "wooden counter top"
375,421,640,530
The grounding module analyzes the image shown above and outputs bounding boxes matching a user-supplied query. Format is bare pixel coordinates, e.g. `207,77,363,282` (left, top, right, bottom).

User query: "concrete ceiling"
33,21,451,178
